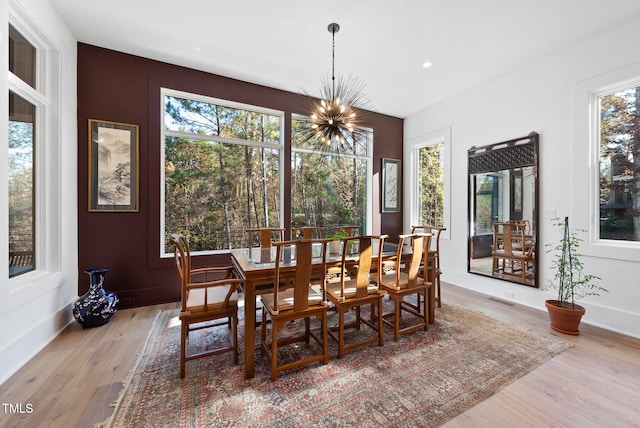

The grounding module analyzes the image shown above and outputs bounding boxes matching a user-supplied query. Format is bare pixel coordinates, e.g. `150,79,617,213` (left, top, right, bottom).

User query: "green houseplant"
327,230,349,254
544,217,607,335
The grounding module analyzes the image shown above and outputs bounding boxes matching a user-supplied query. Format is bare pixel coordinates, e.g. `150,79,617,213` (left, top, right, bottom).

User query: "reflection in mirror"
467,132,539,287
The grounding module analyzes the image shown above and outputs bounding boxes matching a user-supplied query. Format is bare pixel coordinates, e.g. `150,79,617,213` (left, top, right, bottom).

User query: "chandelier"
300,23,371,153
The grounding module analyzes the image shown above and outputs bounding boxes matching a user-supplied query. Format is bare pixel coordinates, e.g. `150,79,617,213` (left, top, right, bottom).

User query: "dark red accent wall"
77,43,403,307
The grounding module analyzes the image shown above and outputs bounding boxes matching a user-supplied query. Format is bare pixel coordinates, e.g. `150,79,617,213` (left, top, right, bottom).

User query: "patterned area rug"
102,301,570,427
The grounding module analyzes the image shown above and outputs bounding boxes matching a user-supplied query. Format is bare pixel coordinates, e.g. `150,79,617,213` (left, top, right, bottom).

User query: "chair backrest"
246,227,285,248
411,225,445,253
292,226,324,240
492,222,528,256
337,235,387,299
171,233,191,292
272,239,329,312
381,233,430,287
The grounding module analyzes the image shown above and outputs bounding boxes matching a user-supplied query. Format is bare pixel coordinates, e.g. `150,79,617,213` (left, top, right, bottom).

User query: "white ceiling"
49,0,640,118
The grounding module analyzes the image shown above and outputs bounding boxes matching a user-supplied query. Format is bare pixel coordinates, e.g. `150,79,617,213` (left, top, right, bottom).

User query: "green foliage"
545,217,607,308
599,87,639,241
163,96,370,253
327,230,349,240
418,143,444,227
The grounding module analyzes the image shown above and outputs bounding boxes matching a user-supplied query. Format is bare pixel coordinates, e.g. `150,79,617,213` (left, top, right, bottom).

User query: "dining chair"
292,226,324,240
246,227,285,248
171,233,243,378
377,233,431,342
325,235,388,358
411,225,446,307
259,238,330,381
491,222,534,283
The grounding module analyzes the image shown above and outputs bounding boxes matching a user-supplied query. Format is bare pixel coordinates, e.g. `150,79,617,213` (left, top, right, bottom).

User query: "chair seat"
260,287,324,314
493,249,529,258
379,272,428,291
185,286,239,312
326,279,379,300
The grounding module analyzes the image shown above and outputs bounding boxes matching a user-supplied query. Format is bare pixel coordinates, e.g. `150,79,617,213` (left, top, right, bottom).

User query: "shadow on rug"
102,302,571,427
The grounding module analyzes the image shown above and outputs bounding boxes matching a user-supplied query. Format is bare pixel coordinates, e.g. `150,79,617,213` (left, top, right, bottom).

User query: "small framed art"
381,158,401,213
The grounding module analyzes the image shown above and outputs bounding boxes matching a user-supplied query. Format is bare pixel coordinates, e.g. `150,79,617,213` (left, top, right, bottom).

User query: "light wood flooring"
1,284,639,428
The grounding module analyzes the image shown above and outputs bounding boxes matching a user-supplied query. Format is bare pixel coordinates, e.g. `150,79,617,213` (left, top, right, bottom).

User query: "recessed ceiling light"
422,61,433,69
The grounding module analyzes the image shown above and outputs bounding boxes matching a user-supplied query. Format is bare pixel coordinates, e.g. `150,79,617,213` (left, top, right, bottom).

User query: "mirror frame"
467,132,539,287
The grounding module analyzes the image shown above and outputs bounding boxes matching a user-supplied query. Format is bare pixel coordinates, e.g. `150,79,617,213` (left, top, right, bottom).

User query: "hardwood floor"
1,284,639,427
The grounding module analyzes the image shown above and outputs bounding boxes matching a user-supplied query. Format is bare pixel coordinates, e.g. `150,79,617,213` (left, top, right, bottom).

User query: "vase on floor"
73,267,119,328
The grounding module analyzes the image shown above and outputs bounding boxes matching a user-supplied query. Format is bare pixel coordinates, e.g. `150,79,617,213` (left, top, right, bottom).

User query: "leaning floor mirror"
467,132,539,287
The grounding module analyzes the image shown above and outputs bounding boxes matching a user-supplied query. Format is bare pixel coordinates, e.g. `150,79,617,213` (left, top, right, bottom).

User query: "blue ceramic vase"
73,267,119,328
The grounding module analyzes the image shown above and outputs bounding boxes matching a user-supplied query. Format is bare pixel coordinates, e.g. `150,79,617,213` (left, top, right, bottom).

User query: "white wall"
0,0,77,383
404,13,640,338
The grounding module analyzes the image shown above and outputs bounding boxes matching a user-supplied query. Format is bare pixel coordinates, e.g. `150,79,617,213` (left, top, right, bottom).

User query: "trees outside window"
162,91,283,253
417,142,445,227
599,85,640,242
8,25,37,278
290,118,372,234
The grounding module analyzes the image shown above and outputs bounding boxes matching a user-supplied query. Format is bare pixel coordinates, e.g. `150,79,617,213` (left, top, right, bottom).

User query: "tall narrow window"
417,142,445,227
599,85,640,242
8,25,37,277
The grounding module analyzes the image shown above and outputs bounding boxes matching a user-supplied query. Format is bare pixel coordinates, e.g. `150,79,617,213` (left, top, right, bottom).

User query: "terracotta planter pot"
545,299,585,335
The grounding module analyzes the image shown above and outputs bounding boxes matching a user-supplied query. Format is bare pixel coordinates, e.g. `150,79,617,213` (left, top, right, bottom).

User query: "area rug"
101,302,570,427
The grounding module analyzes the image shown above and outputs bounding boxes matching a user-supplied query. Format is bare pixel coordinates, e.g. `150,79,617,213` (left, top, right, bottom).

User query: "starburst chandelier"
300,23,371,153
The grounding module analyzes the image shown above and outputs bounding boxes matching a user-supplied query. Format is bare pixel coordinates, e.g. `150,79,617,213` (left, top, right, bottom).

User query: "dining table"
230,241,437,379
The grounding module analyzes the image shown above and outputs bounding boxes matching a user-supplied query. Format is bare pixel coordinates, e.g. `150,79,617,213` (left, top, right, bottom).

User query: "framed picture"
88,119,139,212
381,158,401,213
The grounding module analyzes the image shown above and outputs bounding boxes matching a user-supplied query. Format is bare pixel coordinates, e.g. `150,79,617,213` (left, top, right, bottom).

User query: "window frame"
159,88,285,257
571,63,640,261
290,113,374,234
7,17,47,283
408,126,451,240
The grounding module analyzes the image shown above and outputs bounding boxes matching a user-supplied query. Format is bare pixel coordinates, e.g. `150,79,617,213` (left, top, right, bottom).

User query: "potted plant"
544,217,607,335
327,230,349,254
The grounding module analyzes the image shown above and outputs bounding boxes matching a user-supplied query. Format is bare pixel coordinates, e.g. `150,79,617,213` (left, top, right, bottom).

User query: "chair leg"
436,272,442,308
338,307,346,359
423,290,429,332
271,320,278,382
232,314,238,365
180,322,187,378
394,298,401,342
322,313,329,365
376,299,384,347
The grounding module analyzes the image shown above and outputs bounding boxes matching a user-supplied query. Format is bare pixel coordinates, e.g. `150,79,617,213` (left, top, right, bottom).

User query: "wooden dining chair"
325,235,388,358
411,225,446,307
292,226,324,240
491,222,534,283
377,233,431,342
259,239,330,381
246,227,285,248
171,233,243,378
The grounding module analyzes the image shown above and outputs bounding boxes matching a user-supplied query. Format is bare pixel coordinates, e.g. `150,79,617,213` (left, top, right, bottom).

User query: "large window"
598,85,640,242
8,24,37,278
410,127,450,235
291,118,372,234
161,89,283,254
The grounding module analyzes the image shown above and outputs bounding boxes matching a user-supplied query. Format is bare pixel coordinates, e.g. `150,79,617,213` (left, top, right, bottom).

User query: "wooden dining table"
230,242,437,379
